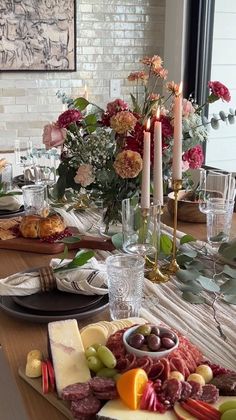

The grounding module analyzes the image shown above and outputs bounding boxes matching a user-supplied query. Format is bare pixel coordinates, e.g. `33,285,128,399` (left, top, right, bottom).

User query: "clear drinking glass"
206,198,234,247
199,169,234,213
122,198,161,258
32,147,59,185
106,254,145,320
0,163,12,192
22,185,46,215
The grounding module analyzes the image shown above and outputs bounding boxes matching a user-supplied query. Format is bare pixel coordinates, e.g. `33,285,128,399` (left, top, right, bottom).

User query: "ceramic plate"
0,294,109,323
0,207,24,219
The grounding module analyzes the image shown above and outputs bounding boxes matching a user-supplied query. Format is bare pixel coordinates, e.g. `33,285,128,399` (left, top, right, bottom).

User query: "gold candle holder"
162,179,182,276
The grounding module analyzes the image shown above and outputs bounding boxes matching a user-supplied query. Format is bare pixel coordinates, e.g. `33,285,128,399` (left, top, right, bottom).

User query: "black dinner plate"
12,290,104,313
0,294,109,323
0,206,24,219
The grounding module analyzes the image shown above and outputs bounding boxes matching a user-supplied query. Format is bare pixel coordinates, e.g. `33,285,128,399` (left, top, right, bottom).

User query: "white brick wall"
0,0,165,152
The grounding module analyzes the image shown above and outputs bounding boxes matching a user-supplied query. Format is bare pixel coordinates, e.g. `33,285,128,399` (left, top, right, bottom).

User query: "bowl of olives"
123,324,179,359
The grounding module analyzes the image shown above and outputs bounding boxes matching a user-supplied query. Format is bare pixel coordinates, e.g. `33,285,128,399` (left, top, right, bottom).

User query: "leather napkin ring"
39,267,56,292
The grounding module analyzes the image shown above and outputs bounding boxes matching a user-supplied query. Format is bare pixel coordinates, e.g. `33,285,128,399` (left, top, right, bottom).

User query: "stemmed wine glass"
198,169,235,247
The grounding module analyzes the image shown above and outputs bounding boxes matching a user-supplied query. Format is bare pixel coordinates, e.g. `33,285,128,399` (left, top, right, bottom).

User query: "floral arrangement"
43,55,234,230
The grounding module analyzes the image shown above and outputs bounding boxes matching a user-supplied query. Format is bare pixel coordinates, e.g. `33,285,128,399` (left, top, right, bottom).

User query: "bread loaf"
19,214,65,239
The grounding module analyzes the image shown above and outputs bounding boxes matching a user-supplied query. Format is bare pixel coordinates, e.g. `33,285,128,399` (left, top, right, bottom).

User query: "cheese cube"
97,400,177,419
48,319,91,397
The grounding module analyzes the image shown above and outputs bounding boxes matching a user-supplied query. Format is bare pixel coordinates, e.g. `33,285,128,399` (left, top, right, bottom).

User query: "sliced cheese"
81,325,108,349
97,399,177,419
48,319,91,397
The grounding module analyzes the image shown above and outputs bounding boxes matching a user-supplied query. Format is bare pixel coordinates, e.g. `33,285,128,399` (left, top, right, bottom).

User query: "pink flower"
166,81,179,95
182,160,190,172
182,145,204,169
152,67,168,79
74,164,95,187
57,109,83,128
208,81,231,102
106,99,129,115
182,99,195,117
42,123,67,149
127,71,148,82
110,111,137,134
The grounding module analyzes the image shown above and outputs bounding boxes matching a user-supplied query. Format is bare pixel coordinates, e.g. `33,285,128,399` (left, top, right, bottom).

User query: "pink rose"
182,99,195,117
208,81,231,102
182,145,204,169
74,164,95,187
57,109,83,128
42,123,67,149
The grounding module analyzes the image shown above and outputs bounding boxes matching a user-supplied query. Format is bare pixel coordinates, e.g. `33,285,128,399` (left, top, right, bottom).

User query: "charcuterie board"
18,366,73,419
0,227,114,254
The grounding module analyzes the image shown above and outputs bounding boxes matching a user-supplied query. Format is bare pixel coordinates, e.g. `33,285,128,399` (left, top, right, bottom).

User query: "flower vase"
99,204,122,237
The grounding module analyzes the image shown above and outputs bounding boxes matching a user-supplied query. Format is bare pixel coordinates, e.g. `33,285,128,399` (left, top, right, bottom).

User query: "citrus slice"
116,368,148,410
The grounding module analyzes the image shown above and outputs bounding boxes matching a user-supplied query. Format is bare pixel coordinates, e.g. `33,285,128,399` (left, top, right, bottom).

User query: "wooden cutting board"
18,366,73,419
0,227,115,254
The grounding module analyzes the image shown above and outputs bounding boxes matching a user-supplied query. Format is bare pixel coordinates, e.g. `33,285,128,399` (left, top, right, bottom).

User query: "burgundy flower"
107,99,129,115
159,115,173,139
208,81,231,102
57,109,83,128
182,145,204,169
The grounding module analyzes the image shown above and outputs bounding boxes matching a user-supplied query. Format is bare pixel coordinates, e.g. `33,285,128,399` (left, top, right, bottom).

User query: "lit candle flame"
146,118,150,131
156,107,160,119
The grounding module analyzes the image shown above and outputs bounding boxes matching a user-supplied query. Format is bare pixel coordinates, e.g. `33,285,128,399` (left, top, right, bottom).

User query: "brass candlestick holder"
144,205,169,283
162,179,182,276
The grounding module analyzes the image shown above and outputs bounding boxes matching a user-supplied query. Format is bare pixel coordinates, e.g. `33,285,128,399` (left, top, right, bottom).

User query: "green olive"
136,324,152,336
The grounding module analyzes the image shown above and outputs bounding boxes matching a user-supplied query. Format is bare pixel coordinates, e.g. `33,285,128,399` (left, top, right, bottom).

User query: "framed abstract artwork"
0,0,76,71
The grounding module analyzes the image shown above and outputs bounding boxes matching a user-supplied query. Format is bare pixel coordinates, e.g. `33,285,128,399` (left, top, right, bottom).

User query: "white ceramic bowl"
123,325,179,359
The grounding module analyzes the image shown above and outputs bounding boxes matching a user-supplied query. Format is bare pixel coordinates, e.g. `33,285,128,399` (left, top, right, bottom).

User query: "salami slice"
162,379,182,404
169,356,186,377
199,384,219,403
180,381,192,401
149,362,164,381
61,383,91,401
188,380,203,400
93,388,118,400
89,377,116,393
71,395,101,416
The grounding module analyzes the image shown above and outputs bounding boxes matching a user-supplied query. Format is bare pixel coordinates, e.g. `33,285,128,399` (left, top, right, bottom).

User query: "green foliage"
160,234,172,255
180,234,196,245
53,250,94,273
111,233,123,250
73,97,89,111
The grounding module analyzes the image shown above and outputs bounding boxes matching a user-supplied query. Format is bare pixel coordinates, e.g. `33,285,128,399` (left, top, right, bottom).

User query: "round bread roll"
19,214,65,239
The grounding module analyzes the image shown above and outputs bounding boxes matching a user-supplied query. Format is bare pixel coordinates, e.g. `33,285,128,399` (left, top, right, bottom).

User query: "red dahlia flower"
208,81,231,103
57,109,83,128
182,145,204,169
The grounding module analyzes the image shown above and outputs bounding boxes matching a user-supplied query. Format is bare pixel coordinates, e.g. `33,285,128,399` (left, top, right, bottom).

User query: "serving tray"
0,227,114,254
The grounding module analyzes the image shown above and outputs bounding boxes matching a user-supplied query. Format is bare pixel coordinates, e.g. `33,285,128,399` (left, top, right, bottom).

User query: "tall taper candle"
172,82,183,180
153,109,163,205
141,119,151,209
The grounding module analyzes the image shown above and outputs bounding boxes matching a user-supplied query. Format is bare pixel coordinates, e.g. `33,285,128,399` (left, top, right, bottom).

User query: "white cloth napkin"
0,195,23,211
0,257,108,296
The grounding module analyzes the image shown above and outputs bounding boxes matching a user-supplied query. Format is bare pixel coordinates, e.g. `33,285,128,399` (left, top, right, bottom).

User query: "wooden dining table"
0,212,236,420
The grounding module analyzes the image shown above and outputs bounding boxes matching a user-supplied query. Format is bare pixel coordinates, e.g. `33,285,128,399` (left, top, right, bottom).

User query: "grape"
128,333,145,349
221,409,236,420
161,337,176,349
195,364,213,383
85,346,97,358
97,368,118,378
97,345,117,369
87,356,104,373
147,334,161,351
219,401,236,414
91,343,102,351
136,324,152,336
151,326,160,336
160,330,176,341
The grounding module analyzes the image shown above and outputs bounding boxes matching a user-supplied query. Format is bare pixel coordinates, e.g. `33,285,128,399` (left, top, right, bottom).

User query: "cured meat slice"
122,353,137,372
136,356,152,375
169,356,186,377
188,380,203,400
162,379,182,404
159,358,170,382
180,381,192,401
199,384,219,403
149,361,165,381
211,372,236,395
93,388,118,400
89,377,116,393
61,382,91,401
71,395,101,416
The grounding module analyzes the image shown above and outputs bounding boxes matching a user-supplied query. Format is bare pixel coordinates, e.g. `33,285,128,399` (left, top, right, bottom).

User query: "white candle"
172,82,183,180
141,119,151,209
153,109,163,205
84,84,88,101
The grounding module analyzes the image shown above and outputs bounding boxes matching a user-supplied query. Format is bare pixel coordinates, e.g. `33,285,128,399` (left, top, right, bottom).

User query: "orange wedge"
116,368,148,410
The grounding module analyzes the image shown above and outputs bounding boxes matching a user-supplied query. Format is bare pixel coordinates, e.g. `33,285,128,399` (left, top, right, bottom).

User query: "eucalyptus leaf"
186,260,205,271
179,281,203,293
180,234,196,245
176,254,193,266
211,117,219,129
228,114,235,125
222,294,236,305
218,240,236,263
229,108,235,115
219,111,227,121
223,265,236,278
111,233,123,250
196,275,220,292
160,234,172,255
182,291,206,304
176,268,199,283
179,249,198,259
59,236,81,244
220,279,236,294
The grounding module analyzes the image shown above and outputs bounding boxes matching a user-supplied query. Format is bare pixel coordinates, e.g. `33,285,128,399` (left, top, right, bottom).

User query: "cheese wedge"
97,399,177,419
48,319,91,397
81,325,108,349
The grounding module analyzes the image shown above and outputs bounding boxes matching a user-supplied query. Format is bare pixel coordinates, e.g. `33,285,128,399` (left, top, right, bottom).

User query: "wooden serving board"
0,227,115,254
18,366,73,419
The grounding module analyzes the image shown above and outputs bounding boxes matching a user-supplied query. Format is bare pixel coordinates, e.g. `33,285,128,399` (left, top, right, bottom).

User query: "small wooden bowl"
167,190,206,223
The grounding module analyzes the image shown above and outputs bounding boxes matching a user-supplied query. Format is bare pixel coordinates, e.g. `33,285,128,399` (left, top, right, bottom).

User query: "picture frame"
0,0,76,72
